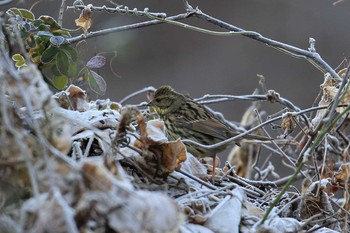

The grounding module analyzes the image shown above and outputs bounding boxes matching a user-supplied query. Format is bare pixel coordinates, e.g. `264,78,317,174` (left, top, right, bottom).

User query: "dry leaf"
204,188,244,233
54,84,89,111
312,70,350,127
108,190,184,233
334,163,350,185
75,4,92,35
146,119,168,143
297,179,341,231
157,138,187,173
130,114,186,177
81,161,115,191
281,113,296,136
20,188,79,233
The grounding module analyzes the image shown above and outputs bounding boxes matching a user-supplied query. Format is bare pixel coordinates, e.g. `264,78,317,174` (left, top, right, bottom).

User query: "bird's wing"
176,115,237,141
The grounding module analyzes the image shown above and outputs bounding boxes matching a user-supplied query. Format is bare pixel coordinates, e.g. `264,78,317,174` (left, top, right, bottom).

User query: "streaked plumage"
149,86,263,158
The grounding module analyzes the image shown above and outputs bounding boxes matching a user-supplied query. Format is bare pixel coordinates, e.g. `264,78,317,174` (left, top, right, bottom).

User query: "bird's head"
148,85,184,116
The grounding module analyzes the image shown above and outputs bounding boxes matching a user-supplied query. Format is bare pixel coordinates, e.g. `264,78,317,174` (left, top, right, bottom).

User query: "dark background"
2,0,350,164
2,1,349,112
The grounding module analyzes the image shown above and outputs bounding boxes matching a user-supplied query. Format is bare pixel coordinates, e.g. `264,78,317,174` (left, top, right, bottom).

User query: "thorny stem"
67,3,341,84
65,11,192,44
68,3,167,18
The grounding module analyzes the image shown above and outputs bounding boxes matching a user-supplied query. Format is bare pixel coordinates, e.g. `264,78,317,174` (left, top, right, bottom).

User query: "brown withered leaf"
312,69,350,126
297,179,341,231
156,138,187,173
334,163,350,185
133,117,187,175
143,120,186,174
81,161,115,191
54,85,89,111
75,4,92,35
116,106,140,147
281,113,296,136
117,107,187,176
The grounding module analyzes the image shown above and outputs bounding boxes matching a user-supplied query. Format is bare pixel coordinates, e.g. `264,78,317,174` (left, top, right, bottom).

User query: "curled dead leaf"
157,138,187,173
54,85,89,111
281,113,296,136
130,116,187,176
334,163,350,185
312,70,350,127
75,4,92,35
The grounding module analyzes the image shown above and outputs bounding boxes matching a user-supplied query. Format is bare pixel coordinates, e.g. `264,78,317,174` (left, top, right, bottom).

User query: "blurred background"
1,0,350,166
2,1,349,110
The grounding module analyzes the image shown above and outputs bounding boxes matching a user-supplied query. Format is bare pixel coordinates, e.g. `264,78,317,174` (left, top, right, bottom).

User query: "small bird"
148,85,267,160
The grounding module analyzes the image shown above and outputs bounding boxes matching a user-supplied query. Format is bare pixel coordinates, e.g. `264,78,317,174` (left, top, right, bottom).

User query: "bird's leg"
211,155,216,184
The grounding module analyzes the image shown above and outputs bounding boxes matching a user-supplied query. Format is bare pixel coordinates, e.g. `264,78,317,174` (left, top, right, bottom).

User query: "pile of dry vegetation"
1,1,350,233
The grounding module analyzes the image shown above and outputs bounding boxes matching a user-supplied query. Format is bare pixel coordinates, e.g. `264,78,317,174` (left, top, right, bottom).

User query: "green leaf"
37,31,54,37
41,45,59,63
86,70,106,95
6,8,21,17
12,54,26,68
16,60,26,68
38,24,49,31
7,8,35,21
52,75,68,90
39,15,61,31
50,36,65,46
18,9,35,21
56,50,69,75
86,55,106,69
68,63,78,78
51,64,61,76
32,19,42,27
12,54,24,61
62,46,77,62
52,29,71,37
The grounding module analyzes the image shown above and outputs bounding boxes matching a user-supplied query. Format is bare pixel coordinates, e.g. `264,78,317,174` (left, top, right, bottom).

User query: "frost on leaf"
312,69,350,127
118,107,187,177
75,4,92,35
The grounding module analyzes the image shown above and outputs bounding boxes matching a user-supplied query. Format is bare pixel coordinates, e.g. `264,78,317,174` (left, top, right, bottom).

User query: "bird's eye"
155,98,161,103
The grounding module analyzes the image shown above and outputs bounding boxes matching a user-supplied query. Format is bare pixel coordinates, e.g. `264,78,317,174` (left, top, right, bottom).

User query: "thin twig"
66,12,193,44
119,86,156,104
58,0,67,27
